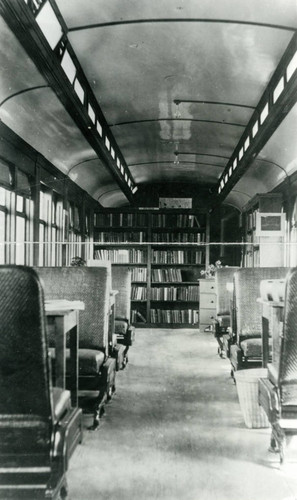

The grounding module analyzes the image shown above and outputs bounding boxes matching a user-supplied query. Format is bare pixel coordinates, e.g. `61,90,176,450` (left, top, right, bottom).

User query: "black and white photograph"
0,1,297,499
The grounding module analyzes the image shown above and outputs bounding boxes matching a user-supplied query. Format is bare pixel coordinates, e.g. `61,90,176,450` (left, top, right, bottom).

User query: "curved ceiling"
0,15,128,207
225,102,297,209
1,1,297,207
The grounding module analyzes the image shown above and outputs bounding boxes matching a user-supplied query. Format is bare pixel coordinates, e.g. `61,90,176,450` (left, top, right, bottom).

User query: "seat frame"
0,265,82,499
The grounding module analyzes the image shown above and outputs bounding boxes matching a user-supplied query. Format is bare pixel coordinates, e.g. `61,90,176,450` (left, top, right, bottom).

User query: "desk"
45,300,85,407
109,290,118,348
257,298,284,368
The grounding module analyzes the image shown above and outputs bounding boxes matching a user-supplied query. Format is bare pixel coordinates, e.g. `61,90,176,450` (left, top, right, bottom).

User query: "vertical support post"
62,179,68,266
205,212,210,268
32,159,40,266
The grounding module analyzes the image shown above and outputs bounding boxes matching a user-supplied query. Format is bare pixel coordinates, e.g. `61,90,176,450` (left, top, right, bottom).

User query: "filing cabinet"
199,278,216,331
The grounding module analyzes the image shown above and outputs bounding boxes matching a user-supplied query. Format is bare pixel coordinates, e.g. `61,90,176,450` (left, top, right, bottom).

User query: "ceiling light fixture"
174,101,181,119
173,142,180,165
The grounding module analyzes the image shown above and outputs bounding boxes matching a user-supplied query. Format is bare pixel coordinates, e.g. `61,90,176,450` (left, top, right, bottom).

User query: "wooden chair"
213,266,239,358
229,267,290,377
36,266,117,429
0,265,82,499
259,268,297,464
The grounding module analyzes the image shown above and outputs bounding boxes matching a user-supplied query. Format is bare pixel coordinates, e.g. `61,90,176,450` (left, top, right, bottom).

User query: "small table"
45,300,85,407
257,298,284,368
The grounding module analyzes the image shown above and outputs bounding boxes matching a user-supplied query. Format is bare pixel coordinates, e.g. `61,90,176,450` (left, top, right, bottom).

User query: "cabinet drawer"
199,280,215,294
200,294,216,309
199,309,216,325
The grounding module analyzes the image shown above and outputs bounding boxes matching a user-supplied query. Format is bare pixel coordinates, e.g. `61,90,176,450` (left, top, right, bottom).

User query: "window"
96,120,103,137
252,121,259,138
39,188,51,266
51,191,63,266
67,202,82,264
260,103,269,125
74,78,85,104
273,77,284,103
61,49,76,84
35,1,63,50
88,102,96,124
287,50,297,81
105,136,110,151
14,195,33,266
39,188,63,266
0,187,9,264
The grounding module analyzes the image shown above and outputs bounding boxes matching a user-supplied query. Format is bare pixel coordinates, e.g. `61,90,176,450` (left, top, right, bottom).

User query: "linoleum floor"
68,328,297,500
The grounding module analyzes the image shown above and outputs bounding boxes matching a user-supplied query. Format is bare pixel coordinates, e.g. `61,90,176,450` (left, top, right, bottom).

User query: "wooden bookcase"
93,209,210,328
241,193,285,267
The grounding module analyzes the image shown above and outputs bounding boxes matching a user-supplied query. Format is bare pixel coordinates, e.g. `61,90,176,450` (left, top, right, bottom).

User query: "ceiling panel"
62,7,293,189
0,16,124,205
58,0,297,30
0,16,46,103
1,1,297,206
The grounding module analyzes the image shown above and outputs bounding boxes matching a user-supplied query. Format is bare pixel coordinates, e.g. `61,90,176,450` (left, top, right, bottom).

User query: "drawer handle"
211,300,214,303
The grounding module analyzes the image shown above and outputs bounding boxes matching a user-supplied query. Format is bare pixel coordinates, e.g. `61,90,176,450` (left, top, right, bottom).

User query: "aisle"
68,329,297,500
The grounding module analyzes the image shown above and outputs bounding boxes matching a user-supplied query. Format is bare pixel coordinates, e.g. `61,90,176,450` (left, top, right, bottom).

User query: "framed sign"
255,212,285,236
159,197,192,209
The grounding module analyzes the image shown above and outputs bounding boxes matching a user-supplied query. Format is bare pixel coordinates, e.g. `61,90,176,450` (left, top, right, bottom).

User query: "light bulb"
174,103,181,119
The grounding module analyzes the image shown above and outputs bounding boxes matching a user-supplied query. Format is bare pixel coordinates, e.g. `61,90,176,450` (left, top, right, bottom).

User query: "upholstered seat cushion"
52,387,71,422
240,338,272,358
49,348,105,375
115,318,129,335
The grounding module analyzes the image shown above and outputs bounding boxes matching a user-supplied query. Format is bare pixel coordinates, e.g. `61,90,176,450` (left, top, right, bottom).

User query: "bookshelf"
93,209,209,328
241,193,285,267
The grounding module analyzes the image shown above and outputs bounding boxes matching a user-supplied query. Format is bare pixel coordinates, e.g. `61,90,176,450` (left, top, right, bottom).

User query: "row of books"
95,231,147,242
152,268,183,282
151,232,205,243
94,212,148,227
131,309,147,323
151,214,202,228
131,267,147,282
94,249,146,263
131,286,147,300
152,250,203,264
150,309,199,324
150,286,199,301
246,208,259,231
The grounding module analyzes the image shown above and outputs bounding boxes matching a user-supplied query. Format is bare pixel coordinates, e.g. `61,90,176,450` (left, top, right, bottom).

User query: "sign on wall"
159,197,192,209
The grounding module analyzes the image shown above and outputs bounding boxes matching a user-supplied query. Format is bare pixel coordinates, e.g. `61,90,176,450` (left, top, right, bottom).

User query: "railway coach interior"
1,1,297,499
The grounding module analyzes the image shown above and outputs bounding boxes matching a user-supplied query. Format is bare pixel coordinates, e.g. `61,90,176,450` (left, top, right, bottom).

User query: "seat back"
0,265,52,467
36,266,111,352
215,266,239,316
112,266,132,322
234,267,290,340
277,268,297,405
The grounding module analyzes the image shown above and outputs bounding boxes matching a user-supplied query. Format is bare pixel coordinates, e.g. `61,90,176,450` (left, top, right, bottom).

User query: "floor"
68,328,297,500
